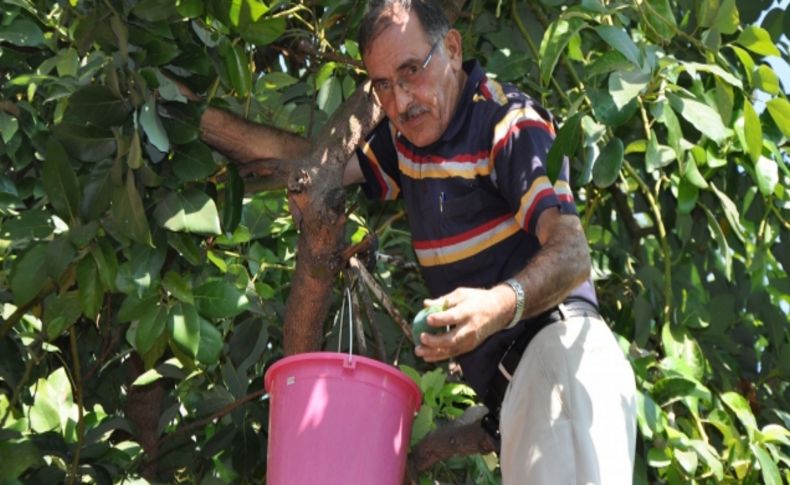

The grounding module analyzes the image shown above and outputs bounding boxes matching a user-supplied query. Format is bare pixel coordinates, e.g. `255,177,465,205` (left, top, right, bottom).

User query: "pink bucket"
264,352,422,485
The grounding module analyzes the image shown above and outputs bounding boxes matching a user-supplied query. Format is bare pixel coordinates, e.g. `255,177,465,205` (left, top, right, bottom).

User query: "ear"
444,29,463,70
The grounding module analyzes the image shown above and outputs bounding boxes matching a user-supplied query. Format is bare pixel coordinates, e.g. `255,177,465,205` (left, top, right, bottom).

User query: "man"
197,1,636,482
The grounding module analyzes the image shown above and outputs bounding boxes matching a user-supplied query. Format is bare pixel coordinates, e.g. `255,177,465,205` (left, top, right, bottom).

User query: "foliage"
1,0,789,484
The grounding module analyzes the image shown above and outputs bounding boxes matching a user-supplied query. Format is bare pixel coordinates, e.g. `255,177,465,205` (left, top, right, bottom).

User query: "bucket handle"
337,286,354,365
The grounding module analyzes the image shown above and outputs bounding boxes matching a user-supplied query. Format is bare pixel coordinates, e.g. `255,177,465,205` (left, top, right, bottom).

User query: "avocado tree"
1,0,788,483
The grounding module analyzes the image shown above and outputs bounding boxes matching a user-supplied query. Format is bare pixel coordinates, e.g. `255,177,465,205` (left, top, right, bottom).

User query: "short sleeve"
355,120,401,200
490,100,577,235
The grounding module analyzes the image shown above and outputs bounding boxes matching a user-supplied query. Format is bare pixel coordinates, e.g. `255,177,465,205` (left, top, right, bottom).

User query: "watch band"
503,278,525,329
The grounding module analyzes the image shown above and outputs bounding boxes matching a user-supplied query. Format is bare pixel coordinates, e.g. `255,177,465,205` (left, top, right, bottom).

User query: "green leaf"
674,448,698,476
721,391,758,437
68,86,131,127
154,189,222,235
589,88,637,128
740,101,763,163
76,256,103,319
689,440,723,480
136,304,168,354
0,17,45,46
177,0,204,18
750,443,782,485
682,62,743,89
162,271,194,304
168,302,201,358
131,367,164,386
221,41,252,95
635,391,664,439
29,367,73,434
546,113,581,183
10,243,49,306
42,140,81,222
411,405,434,445
713,0,739,34
139,99,170,153
118,293,160,322
668,94,729,144
0,439,41,481
736,26,781,57
132,0,177,21
111,170,152,245
52,123,117,162
197,318,223,365
193,279,249,319
594,25,641,67
754,156,778,196
239,17,286,46
0,112,19,143
700,203,732,280
647,447,671,468
754,65,780,95
651,376,697,405
609,69,650,110
91,239,118,292
765,98,790,138
1,210,54,242
684,156,708,188
43,291,82,340
677,178,699,215
172,142,218,182
643,0,676,42
222,164,244,233
592,138,623,188
710,182,746,243
646,132,676,172
317,76,342,114
539,17,587,86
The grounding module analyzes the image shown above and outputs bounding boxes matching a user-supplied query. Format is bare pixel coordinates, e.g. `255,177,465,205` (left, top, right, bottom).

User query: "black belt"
481,299,601,444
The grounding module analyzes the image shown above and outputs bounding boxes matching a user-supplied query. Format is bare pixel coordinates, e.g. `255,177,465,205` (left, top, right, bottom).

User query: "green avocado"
412,304,444,342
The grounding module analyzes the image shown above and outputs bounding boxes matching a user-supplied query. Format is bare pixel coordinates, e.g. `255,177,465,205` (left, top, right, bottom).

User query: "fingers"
414,324,478,362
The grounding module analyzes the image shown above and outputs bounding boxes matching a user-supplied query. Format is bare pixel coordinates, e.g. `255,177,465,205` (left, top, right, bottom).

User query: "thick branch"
407,406,496,480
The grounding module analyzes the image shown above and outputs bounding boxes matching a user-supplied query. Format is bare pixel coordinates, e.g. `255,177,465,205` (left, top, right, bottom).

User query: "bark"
282,84,383,355
125,353,165,480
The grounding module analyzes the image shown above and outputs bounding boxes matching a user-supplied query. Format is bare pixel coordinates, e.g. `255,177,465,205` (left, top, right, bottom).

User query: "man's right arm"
199,107,364,185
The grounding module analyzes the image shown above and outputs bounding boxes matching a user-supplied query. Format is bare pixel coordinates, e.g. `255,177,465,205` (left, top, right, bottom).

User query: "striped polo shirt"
356,60,598,396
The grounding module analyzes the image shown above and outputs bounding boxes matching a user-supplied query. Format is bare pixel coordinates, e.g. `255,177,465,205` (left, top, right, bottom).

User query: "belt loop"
497,361,513,382
558,302,567,320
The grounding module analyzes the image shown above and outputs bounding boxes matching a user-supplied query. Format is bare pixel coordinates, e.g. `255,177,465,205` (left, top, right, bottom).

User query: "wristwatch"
503,278,525,328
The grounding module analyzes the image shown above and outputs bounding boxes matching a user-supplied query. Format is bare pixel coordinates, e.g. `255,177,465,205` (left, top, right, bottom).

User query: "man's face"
363,9,464,147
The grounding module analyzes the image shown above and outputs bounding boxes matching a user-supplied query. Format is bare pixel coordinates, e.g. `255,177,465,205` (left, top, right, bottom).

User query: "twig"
349,256,414,344
0,345,43,429
357,278,388,362
67,327,86,485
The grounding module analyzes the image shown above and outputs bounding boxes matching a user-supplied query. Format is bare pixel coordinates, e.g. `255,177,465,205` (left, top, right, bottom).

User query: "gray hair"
358,0,450,57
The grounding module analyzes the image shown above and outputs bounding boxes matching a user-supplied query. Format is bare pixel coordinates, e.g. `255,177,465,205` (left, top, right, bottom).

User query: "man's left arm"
415,207,591,362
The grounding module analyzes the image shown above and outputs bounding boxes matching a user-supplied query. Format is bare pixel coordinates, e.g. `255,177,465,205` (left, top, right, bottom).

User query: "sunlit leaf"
754,156,778,196
721,391,758,438
736,26,781,56
765,97,790,138
668,94,729,144
539,17,587,86
139,99,170,153
154,189,222,235
609,69,650,110
594,25,641,67
750,444,781,485
754,65,780,95
643,0,676,42
194,279,249,319
168,302,201,358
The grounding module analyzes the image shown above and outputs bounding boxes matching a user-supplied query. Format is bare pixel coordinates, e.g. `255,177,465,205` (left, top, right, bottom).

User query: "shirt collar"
397,60,487,151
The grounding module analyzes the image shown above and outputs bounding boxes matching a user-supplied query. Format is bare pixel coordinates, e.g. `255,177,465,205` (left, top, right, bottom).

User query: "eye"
402,64,419,79
373,80,391,92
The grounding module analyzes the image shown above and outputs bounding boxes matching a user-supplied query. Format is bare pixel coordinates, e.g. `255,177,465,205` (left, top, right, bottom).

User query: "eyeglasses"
369,41,440,102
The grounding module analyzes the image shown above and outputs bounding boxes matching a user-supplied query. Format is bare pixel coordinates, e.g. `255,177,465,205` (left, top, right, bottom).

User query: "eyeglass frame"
367,40,441,102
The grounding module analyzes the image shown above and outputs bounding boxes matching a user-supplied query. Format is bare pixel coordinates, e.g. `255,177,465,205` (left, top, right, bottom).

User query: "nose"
393,82,413,114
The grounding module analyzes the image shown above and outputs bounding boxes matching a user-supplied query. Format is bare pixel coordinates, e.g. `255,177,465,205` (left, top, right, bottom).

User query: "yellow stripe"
399,161,491,180
515,176,553,225
416,219,521,267
362,142,400,199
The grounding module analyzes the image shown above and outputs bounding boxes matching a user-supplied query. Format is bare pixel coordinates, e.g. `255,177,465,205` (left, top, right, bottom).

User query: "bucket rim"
264,351,422,411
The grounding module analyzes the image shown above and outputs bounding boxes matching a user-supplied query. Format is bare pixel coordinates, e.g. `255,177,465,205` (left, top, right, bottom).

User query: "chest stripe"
413,213,521,267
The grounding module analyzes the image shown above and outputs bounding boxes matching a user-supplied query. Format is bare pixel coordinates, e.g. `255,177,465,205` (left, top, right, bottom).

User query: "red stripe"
396,139,487,165
558,193,574,203
491,119,554,162
479,81,492,101
522,188,556,229
413,213,513,250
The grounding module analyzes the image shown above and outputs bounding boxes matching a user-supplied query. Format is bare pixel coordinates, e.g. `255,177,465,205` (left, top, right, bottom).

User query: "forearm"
200,107,311,164
506,213,591,321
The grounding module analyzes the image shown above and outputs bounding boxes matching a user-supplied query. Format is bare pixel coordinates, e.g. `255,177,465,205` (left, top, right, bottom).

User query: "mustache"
399,104,429,124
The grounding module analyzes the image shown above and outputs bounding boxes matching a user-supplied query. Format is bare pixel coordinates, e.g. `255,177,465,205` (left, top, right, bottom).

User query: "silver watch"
503,278,525,328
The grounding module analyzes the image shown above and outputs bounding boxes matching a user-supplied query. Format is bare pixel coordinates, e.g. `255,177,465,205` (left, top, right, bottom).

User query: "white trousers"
499,313,637,485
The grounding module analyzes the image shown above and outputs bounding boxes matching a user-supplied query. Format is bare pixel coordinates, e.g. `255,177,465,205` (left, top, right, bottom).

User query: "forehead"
363,9,431,75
